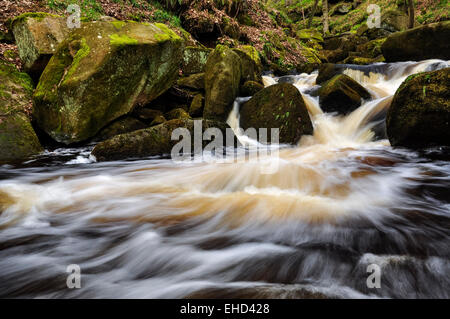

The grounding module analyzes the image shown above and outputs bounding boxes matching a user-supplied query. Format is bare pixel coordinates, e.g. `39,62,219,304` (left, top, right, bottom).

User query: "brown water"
0,60,449,298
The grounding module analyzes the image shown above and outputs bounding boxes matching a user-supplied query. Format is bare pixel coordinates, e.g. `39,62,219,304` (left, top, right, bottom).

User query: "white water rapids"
0,60,449,298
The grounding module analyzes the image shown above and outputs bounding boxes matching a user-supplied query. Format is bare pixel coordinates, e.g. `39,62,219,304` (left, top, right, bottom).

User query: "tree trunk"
307,0,320,28
322,0,329,34
408,0,415,29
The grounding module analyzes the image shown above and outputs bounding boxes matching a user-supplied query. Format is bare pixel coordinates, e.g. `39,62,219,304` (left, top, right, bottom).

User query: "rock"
182,46,211,75
232,45,263,83
91,119,234,161
177,73,205,90
165,108,191,120
381,21,450,62
10,12,70,79
150,115,166,126
0,60,42,163
94,117,147,142
342,55,385,65
150,85,196,113
318,74,371,114
132,108,164,124
203,45,242,121
321,49,348,64
33,21,184,145
239,83,313,144
316,63,340,84
240,81,264,97
380,9,410,33
189,94,204,118
386,68,450,148
356,38,386,59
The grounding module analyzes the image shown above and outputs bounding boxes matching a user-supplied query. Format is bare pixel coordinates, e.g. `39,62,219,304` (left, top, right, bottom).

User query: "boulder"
316,63,341,84
0,60,42,163
132,108,164,124
380,10,410,32
33,21,184,145
10,12,70,79
386,68,450,148
189,94,204,118
91,119,234,161
165,108,191,120
382,21,450,62
182,46,211,75
94,117,146,142
177,73,205,90
203,45,242,121
239,83,313,144
232,45,262,83
150,115,166,126
318,74,371,114
356,38,386,59
240,81,264,97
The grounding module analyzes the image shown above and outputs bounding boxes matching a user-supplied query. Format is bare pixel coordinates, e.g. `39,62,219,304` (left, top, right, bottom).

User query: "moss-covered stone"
189,93,204,118
203,45,242,121
240,81,264,97
91,119,234,161
11,12,69,79
150,115,166,126
177,73,205,90
382,21,450,62
316,63,341,84
380,9,410,33
182,46,211,75
387,68,450,149
232,45,262,83
0,60,42,163
165,108,191,120
318,74,371,114
94,116,147,142
356,38,386,59
240,83,313,144
33,21,184,145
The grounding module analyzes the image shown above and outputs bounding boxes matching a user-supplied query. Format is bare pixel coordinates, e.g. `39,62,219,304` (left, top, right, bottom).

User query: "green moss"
154,23,181,43
109,33,139,46
111,20,127,30
11,12,60,27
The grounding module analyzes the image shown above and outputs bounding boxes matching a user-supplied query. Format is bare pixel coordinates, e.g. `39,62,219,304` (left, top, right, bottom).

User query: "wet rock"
181,46,211,75
316,63,341,84
189,94,204,118
33,21,184,144
94,117,147,142
91,119,234,161
343,55,385,65
382,21,450,62
203,45,242,121
0,60,42,163
240,81,264,97
10,12,70,80
387,68,450,148
177,73,205,90
240,83,313,144
318,74,371,114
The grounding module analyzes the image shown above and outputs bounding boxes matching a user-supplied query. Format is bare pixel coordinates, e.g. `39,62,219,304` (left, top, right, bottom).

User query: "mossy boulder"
343,55,385,65
318,74,371,114
232,45,263,83
150,115,166,126
382,21,450,62
203,45,242,121
386,68,450,149
316,63,341,84
165,108,191,120
240,81,264,97
356,38,386,59
182,46,211,75
0,60,42,163
33,21,184,145
189,93,204,118
94,116,147,142
177,73,205,90
91,119,234,161
10,12,69,79
239,83,313,144
380,10,411,33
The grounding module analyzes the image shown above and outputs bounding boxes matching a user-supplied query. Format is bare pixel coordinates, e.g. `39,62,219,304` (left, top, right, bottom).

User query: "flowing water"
0,60,449,299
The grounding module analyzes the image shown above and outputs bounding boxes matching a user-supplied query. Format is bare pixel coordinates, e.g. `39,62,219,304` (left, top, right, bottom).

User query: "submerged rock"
240,83,313,144
33,21,184,145
318,74,371,114
91,119,234,161
10,12,69,79
0,60,42,163
387,68,450,148
382,21,450,62
203,45,242,121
